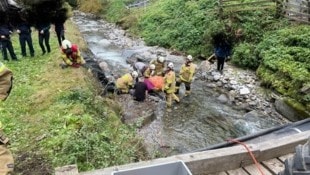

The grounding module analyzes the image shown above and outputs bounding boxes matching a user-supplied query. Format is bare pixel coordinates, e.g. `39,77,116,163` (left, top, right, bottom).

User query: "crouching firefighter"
0,62,14,175
115,71,138,94
175,55,196,97
60,40,85,68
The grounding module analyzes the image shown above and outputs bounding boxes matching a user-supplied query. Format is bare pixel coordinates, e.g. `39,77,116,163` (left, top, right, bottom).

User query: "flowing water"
72,12,286,154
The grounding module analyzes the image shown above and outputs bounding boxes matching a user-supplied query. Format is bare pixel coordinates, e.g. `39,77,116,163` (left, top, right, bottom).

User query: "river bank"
73,11,291,156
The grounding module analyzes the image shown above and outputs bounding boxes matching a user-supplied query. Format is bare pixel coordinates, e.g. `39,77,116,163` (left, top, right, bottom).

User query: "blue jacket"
215,42,231,58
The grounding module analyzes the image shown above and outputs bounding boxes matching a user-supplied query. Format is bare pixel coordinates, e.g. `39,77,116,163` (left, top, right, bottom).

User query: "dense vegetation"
78,0,309,115
0,20,145,174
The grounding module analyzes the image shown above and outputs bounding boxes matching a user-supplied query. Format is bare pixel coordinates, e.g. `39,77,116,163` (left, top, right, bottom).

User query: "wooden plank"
224,6,275,12
208,172,228,175
262,158,285,174
256,131,310,161
283,2,309,9
55,165,79,175
284,9,310,17
227,168,249,175
79,131,310,175
222,1,274,8
278,153,294,163
243,163,273,175
285,16,310,23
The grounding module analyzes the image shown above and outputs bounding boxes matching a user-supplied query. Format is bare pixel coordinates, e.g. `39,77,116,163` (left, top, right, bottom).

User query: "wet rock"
240,87,250,95
217,94,229,103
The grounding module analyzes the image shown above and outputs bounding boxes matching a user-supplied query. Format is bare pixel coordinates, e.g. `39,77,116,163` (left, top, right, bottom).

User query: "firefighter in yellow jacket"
150,56,165,76
0,62,13,101
116,71,138,94
60,40,85,68
175,55,197,96
0,62,14,175
143,64,155,78
163,62,179,108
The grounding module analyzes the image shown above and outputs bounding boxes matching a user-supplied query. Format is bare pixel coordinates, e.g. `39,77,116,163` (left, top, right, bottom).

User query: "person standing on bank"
0,23,18,61
36,21,51,55
213,32,231,74
54,21,65,47
16,17,35,57
175,55,197,96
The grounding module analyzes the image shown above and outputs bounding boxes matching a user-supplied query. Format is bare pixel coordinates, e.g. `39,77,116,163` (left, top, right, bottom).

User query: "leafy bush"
232,42,260,69
256,25,310,109
138,0,217,56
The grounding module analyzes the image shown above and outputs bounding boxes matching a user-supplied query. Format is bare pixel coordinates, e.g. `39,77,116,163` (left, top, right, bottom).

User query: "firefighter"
150,56,165,76
143,64,155,78
163,62,179,109
175,55,197,96
0,61,14,174
60,40,85,68
116,71,138,94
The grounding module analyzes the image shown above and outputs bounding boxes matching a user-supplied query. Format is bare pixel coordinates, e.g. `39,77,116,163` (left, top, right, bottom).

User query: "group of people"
115,55,197,109
0,19,66,61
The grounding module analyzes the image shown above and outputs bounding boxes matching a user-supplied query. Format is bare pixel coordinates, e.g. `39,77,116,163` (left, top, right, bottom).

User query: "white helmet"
158,56,165,63
62,39,72,49
131,71,138,78
149,64,155,70
167,62,174,69
187,55,193,61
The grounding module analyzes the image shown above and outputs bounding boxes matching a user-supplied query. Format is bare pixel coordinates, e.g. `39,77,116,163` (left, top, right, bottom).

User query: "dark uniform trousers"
39,31,50,54
19,34,34,57
1,39,17,61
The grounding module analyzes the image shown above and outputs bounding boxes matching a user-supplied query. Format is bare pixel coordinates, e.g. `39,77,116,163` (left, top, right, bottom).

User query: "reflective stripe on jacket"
179,63,196,82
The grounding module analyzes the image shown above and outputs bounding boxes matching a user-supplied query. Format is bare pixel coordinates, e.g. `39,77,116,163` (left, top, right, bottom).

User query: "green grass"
0,21,145,174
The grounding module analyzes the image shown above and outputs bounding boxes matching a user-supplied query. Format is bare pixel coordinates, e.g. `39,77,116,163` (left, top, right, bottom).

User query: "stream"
72,12,288,155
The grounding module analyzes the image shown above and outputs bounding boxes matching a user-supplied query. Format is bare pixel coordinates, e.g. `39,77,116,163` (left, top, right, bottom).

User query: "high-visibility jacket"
0,62,13,101
150,59,164,76
179,63,196,83
61,44,85,66
116,73,134,93
164,70,176,94
143,67,154,78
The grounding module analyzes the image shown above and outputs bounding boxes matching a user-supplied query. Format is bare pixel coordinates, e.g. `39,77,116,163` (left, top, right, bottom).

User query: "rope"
227,138,265,175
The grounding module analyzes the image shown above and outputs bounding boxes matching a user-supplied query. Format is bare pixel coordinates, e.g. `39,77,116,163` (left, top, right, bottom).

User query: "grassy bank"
0,19,145,174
